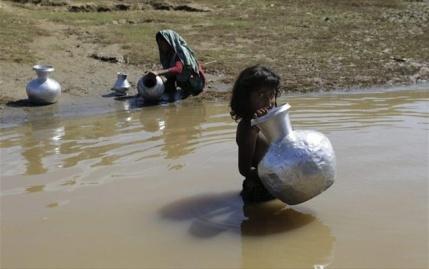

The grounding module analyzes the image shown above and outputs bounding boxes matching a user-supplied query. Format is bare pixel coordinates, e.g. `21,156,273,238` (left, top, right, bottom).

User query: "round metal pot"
137,74,165,101
251,103,336,205
26,64,61,105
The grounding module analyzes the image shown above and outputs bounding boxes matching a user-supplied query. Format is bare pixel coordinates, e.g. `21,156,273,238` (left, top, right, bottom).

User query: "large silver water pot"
111,72,131,95
251,103,336,205
137,74,165,101
26,65,61,104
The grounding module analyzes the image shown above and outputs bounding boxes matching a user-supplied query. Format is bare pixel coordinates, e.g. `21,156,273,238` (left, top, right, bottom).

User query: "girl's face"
249,87,276,115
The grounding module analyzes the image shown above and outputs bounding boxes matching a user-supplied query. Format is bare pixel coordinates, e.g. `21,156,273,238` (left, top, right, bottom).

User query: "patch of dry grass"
1,0,428,91
0,8,46,63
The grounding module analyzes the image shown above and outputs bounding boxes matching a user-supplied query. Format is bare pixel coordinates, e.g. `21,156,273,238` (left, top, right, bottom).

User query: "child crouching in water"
230,65,281,203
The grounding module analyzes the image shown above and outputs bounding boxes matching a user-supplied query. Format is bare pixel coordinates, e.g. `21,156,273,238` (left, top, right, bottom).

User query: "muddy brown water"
1,87,428,269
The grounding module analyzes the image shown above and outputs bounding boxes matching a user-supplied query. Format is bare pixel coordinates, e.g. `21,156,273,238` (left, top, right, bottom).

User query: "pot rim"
251,103,291,126
141,75,164,88
33,64,54,73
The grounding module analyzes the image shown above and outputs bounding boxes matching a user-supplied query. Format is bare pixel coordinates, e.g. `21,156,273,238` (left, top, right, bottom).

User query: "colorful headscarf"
157,29,199,75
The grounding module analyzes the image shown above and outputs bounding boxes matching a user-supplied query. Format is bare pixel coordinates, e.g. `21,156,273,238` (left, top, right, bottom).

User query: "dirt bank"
0,0,428,123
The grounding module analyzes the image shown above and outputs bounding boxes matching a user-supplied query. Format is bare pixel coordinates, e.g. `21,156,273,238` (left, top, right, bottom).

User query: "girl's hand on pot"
254,107,270,118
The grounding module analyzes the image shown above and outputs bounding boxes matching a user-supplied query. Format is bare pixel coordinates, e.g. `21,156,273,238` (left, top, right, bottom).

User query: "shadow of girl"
159,191,317,238
160,192,335,267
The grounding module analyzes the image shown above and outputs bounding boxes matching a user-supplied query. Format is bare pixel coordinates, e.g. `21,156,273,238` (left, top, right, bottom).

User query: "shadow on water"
123,91,190,108
6,99,51,107
102,92,119,98
103,86,191,107
160,191,317,237
160,192,244,238
161,192,336,267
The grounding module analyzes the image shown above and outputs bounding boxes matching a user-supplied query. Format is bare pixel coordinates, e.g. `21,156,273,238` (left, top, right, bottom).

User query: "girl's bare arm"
237,120,259,178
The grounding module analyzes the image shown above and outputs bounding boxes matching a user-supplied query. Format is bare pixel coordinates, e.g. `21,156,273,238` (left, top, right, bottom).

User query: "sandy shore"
2,81,428,129
1,0,428,127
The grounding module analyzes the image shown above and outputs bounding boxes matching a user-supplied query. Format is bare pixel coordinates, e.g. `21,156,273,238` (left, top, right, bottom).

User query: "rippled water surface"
1,88,428,268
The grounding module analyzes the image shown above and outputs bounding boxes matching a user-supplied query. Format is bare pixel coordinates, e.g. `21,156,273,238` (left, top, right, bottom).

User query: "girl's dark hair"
230,65,280,121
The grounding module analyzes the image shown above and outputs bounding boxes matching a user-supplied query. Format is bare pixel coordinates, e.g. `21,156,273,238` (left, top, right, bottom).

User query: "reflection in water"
46,200,70,208
20,119,64,175
138,108,166,133
1,88,427,268
241,201,315,236
1,89,427,173
0,175,102,197
241,202,335,269
160,192,335,268
162,103,207,159
0,89,426,193
25,184,45,193
0,101,233,195
139,103,228,160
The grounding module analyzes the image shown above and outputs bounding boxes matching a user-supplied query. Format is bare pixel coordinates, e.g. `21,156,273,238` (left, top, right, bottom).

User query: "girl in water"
230,65,281,203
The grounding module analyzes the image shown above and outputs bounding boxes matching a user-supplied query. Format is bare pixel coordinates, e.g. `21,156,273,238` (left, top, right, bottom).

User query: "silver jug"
111,72,131,96
251,103,336,205
137,74,165,101
26,64,61,104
